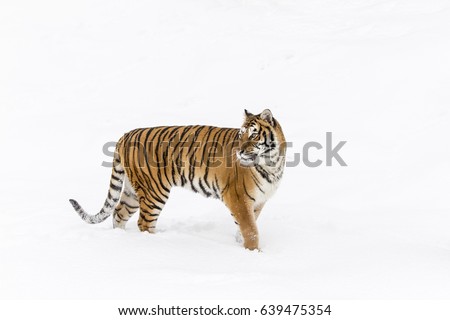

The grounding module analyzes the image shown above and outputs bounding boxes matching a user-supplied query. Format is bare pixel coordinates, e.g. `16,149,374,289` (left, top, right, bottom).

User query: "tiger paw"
138,223,156,233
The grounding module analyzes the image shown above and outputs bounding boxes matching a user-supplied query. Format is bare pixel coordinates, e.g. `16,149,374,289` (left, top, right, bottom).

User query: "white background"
1,0,450,306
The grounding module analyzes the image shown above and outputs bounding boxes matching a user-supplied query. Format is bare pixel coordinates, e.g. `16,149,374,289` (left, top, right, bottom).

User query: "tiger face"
237,109,279,167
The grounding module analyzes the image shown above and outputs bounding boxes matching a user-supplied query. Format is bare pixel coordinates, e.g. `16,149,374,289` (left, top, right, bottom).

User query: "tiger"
69,109,286,250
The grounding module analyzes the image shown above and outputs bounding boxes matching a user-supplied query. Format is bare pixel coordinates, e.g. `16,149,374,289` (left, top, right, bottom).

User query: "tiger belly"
179,175,222,200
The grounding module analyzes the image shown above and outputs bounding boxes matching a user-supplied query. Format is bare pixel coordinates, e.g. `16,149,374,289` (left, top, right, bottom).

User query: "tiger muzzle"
239,151,257,162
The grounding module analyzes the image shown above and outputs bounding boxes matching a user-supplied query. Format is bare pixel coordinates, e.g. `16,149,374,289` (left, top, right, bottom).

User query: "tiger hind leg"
113,177,139,229
137,193,169,233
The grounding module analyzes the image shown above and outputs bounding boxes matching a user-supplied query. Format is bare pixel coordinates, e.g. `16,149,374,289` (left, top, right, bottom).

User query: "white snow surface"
1,0,450,299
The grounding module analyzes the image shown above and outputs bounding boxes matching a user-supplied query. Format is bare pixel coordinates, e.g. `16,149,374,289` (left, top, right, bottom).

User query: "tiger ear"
260,109,274,126
244,109,254,118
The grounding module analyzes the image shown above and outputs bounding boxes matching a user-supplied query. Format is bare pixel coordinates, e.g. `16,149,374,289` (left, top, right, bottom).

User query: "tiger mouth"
237,152,258,166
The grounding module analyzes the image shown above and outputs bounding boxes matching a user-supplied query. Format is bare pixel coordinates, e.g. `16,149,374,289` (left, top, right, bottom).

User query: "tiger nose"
244,145,253,153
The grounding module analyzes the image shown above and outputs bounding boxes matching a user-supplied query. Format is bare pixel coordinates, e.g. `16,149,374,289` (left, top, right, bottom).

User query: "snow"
1,0,450,299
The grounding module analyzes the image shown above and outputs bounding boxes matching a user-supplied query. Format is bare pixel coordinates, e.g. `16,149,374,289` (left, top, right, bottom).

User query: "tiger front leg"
227,202,259,251
235,202,266,244
239,214,259,250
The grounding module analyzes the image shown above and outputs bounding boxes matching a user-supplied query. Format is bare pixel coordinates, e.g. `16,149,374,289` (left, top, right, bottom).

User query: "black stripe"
107,192,119,202
222,176,230,195
187,126,206,175
269,129,275,144
211,179,220,199
141,140,171,199
214,175,221,194
124,206,136,214
198,178,212,197
251,172,265,193
180,173,187,187
121,201,139,209
243,180,255,202
255,165,272,183
171,160,178,186
174,126,194,175
110,182,122,191
139,213,158,223
173,125,194,151
212,127,228,162
154,127,172,173
141,196,163,211
201,127,217,188
115,212,126,221
160,128,174,186
260,147,274,155
111,173,122,182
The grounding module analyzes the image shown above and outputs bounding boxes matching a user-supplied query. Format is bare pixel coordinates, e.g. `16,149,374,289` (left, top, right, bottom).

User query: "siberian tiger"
69,109,286,250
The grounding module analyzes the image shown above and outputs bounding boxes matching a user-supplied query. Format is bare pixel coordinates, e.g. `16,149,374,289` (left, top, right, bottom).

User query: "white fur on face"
248,126,257,136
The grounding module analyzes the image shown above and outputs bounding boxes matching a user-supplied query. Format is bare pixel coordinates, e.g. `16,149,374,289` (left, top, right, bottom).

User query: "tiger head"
237,109,285,167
